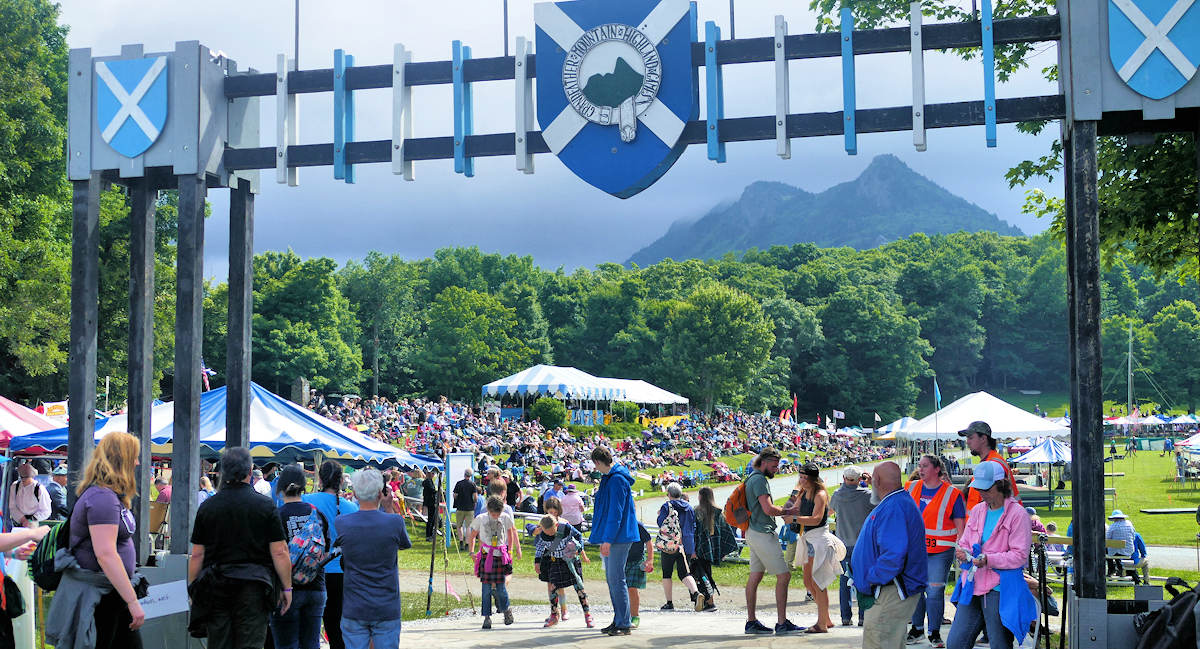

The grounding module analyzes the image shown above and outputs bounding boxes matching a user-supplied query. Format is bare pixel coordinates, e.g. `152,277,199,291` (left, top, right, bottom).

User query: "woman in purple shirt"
67,432,146,648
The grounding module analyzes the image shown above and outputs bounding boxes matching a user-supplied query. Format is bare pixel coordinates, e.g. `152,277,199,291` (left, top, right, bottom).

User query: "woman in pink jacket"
945,461,1031,649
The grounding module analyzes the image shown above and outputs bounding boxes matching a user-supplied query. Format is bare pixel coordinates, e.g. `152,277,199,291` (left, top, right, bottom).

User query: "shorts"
624,558,648,589
661,551,691,580
747,528,790,575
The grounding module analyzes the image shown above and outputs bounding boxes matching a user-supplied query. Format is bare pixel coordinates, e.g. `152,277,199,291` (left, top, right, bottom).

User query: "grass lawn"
1027,453,1200,546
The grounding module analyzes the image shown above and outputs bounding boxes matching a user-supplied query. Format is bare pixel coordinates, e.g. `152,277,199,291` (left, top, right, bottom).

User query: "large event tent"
897,392,1071,441
0,396,58,449
482,364,626,400
601,379,688,405
1011,438,1072,464
878,416,918,434
12,383,439,468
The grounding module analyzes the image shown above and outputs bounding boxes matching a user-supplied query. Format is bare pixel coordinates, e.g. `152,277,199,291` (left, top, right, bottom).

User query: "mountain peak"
626,155,1024,266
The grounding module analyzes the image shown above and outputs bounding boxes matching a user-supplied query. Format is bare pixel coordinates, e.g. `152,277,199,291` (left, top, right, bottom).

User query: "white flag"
874,412,882,422
833,410,845,420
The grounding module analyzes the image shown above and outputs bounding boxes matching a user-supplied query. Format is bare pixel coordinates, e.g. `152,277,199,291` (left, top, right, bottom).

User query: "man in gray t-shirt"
742,447,804,636
829,465,876,626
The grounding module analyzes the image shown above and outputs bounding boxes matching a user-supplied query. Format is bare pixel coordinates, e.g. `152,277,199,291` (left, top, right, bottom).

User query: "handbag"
2,575,24,619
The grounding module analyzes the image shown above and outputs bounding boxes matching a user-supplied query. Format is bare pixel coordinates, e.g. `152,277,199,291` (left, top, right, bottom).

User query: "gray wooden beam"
226,178,254,449
171,174,206,555
128,178,156,562
68,173,101,505
1066,120,1106,602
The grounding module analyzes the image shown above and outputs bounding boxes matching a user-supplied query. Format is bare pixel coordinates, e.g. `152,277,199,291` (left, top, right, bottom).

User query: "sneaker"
690,591,699,604
503,608,514,626
702,602,718,612
543,613,559,628
605,626,631,636
745,620,774,635
906,627,925,645
929,631,945,648
585,613,594,628
858,620,865,627
631,616,640,629
775,620,806,635
600,623,616,633
661,601,674,611
842,619,853,627
694,593,707,612
482,617,492,630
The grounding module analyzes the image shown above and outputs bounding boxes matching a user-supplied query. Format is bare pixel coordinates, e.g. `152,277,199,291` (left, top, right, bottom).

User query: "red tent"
0,395,58,449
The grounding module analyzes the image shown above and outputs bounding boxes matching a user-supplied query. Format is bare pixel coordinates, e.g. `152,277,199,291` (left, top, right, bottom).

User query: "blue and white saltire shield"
1108,0,1200,100
536,0,697,199
95,56,169,158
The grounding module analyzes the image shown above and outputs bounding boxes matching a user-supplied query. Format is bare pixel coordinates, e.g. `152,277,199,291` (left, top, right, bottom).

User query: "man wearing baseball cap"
829,465,875,626
958,421,1019,510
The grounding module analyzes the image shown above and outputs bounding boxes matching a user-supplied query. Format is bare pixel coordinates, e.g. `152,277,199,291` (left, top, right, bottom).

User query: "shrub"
611,401,640,423
530,397,568,429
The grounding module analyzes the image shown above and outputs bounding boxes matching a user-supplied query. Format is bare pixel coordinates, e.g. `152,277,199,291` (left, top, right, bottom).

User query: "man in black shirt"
189,447,292,649
452,468,477,549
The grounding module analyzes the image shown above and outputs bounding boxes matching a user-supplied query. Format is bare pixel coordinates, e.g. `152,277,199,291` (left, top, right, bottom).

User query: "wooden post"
1066,120,1106,601
128,178,156,562
226,178,255,449
68,173,101,506
171,174,206,555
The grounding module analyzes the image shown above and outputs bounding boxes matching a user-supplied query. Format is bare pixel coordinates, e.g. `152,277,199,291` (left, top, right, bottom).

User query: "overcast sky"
60,0,1062,279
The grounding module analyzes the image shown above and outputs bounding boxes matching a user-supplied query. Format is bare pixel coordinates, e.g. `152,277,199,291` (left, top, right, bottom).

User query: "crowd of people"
20,411,1116,649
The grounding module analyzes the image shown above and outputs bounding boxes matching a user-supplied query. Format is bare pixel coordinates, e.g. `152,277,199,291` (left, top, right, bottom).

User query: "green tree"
661,282,774,412
340,252,424,397
251,251,362,393
1148,301,1200,412
0,0,71,390
415,287,536,400
810,286,930,422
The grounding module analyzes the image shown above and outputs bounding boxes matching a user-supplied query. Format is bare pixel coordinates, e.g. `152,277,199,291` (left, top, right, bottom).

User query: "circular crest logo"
562,23,662,142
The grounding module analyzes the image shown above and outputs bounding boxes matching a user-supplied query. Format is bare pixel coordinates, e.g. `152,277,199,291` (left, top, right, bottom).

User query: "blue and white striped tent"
1010,438,1072,465
878,416,918,433
482,364,626,400
12,383,439,468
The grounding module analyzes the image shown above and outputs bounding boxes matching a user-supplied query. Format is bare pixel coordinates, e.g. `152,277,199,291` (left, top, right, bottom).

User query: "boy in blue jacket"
588,446,639,636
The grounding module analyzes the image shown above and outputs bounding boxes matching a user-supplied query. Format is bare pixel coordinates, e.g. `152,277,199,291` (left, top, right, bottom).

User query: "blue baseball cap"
969,461,1007,490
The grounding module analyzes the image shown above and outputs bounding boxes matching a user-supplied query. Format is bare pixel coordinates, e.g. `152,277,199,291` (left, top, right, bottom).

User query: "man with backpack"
737,447,804,635
655,483,700,611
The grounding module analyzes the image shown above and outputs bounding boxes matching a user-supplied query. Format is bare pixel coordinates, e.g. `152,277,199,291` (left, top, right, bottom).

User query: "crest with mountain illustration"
627,155,1025,266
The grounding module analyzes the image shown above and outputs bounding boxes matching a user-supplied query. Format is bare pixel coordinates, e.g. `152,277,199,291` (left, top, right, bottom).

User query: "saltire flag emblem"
1108,0,1200,99
95,56,169,158
832,410,845,420
535,0,697,198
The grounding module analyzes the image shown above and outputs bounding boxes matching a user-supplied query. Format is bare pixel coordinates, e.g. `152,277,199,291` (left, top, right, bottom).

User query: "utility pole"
294,0,300,68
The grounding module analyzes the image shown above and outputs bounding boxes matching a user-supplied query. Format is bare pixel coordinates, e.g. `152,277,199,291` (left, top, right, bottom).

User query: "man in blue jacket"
850,461,927,649
588,446,640,636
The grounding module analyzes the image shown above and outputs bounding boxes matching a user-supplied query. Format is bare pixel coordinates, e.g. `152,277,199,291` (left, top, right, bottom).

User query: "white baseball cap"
968,461,1007,490
843,466,864,481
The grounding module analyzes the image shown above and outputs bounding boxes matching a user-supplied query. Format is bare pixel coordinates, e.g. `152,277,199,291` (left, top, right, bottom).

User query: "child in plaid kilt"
534,504,593,629
468,496,521,629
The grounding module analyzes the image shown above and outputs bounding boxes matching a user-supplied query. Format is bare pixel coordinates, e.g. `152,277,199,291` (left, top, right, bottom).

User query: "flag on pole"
874,412,882,423
833,410,845,420
200,359,216,391
933,377,942,409
793,393,798,416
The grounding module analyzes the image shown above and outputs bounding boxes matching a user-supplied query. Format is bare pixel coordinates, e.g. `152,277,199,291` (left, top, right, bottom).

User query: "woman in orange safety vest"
903,454,966,649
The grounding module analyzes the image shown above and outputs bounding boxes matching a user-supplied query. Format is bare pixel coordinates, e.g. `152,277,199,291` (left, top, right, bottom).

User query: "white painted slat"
392,44,414,179
910,2,927,152
515,37,534,174
774,15,790,159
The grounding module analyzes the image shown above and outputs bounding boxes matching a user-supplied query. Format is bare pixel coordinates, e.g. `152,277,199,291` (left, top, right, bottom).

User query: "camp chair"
148,501,169,550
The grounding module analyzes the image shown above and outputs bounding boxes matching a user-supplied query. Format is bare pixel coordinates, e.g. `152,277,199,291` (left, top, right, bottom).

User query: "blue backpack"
288,505,329,585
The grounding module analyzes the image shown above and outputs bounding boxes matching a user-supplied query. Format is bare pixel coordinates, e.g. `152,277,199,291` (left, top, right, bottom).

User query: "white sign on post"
138,579,190,619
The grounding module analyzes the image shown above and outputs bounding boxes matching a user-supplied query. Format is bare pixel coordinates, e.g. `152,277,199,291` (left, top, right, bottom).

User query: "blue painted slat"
705,21,726,163
981,0,997,148
333,49,348,180
841,6,857,155
453,41,465,175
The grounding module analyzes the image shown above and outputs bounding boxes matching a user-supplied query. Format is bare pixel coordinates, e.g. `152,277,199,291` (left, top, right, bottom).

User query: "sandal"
803,626,829,634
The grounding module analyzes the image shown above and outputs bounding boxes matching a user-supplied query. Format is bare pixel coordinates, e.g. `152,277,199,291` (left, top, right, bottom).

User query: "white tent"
897,391,1071,441
481,364,625,400
878,416,918,433
600,378,688,405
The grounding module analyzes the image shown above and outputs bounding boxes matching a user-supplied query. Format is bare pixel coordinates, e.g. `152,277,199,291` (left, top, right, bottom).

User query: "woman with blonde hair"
46,431,146,649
